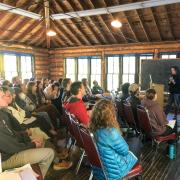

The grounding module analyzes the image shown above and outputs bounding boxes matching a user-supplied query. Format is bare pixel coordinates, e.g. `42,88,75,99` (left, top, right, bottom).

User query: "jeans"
2,148,54,178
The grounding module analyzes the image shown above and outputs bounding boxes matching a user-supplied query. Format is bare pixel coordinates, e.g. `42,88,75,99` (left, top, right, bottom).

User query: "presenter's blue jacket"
93,128,137,180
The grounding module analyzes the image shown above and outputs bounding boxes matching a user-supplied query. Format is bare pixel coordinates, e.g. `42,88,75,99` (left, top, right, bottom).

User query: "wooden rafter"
76,0,109,44
22,22,44,42
135,9,150,42
13,20,42,42
44,0,50,48
3,18,31,40
102,0,128,43
51,21,73,46
110,0,139,42
149,8,162,41
52,0,90,46
67,0,101,45
55,0,92,45
86,0,118,44
163,6,175,40
51,0,82,46
0,14,19,36
28,28,45,45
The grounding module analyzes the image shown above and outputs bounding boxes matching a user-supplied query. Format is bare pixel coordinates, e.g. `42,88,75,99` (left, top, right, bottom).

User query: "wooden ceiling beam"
135,9,150,42
163,6,175,40
28,28,45,45
44,0,50,48
13,20,42,42
51,21,73,46
102,0,128,43
86,0,118,44
77,0,109,44
67,0,102,45
4,18,30,40
149,8,162,41
55,0,92,45
110,0,139,42
51,0,83,46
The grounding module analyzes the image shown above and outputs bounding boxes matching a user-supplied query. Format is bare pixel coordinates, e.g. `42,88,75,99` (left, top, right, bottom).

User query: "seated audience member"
141,89,175,136
92,80,103,95
58,78,63,86
64,81,90,126
116,83,130,126
21,79,29,94
43,82,60,100
36,80,49,105
90,99,138,179
126,83,141,130
5,87,56,137
0,86,54,178
82,78,92,96
120,83,130,101
12,76,22,88
61,78,72,104
2,80,12,87
41,78,49,90
26,81,61,129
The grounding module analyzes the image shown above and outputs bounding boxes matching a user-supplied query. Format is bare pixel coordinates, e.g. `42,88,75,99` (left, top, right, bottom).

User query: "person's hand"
32,139,43,148
26,129,32,136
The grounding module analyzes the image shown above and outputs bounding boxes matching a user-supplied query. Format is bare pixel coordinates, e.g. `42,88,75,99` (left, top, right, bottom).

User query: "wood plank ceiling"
0,0,179,48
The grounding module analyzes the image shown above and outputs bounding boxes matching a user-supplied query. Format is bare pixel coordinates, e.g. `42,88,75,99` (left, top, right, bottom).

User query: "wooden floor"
46,114,180,180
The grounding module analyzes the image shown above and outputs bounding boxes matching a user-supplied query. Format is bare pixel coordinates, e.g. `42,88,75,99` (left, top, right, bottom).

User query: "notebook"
167,120,176,129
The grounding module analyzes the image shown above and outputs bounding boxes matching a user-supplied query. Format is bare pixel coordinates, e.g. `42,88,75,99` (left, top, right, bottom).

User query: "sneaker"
53,160,73,171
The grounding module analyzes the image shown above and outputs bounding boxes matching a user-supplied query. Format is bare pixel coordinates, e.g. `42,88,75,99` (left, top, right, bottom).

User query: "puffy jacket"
93,128,137,180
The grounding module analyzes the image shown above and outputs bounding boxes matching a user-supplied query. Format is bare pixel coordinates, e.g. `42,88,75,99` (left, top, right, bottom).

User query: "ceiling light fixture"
111,20,122,28
46,30,57,37
0,2,42,20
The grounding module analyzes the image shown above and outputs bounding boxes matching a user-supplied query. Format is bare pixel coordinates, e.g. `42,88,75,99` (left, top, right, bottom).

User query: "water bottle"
169,144,175,160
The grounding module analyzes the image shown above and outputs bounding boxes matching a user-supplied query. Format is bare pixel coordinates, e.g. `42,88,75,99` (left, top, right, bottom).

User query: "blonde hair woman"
90,99,138,180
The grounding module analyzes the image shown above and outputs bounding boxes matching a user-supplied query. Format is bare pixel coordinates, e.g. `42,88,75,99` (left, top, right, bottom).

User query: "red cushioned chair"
31,164,43,180
122,163,143,180
123,102,139,134
79,126,143,180
69,115,85,174
137,106,177,164
79,126,107,180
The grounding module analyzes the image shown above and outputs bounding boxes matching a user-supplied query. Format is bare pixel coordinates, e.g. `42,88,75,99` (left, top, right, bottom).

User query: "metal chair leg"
75,150,85,175
151,142,159,166
89,171,93,180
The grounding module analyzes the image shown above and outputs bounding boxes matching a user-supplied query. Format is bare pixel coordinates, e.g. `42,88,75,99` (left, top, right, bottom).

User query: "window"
4,54,18,81
122,56,135,84
140,55,153,60
1,53,34,81
107,56,119,91
161,54,177,59
78,58,88,81
20,56,33,80
90,57,101,87
65,58,76,82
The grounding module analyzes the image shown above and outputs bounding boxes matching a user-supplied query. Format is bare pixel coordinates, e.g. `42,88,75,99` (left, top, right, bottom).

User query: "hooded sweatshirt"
141,98,168,136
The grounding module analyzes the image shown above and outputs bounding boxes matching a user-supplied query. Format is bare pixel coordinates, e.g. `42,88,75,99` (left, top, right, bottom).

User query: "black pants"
165,93,177,116
126,137,143,160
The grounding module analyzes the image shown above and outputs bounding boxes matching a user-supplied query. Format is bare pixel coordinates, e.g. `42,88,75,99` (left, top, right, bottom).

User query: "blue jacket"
93,128,137,180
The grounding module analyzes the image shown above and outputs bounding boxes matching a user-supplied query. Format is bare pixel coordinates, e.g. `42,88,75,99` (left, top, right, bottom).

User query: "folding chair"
123,102,139,134
79,127,107,180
